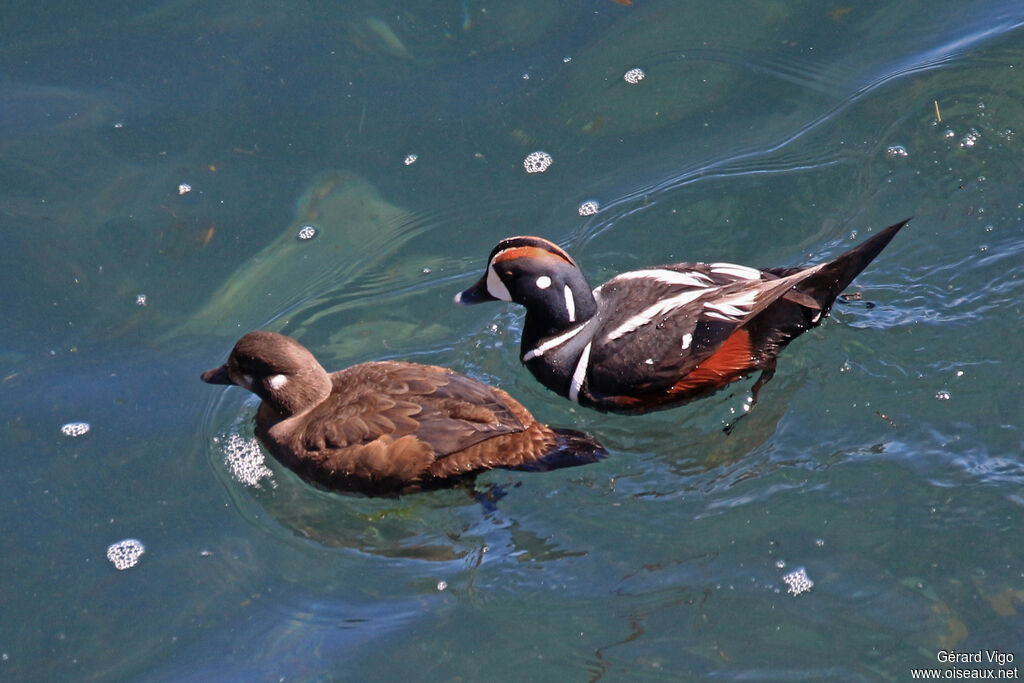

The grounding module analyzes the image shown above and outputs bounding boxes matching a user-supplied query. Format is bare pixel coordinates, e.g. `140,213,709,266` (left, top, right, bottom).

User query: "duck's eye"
535,275,552,289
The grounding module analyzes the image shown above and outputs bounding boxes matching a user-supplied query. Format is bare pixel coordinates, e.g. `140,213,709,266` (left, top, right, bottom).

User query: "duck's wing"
302,362,526,457
588,263,825,396
389,363,529,457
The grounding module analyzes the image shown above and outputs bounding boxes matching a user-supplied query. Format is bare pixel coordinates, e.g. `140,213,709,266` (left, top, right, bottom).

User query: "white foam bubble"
297,225,318,241
221,433,275,488
885,145,908,159
959,128,980,148
107,538,145,570
523,151,553,174
782,567,813,596
578,200,600,216
623,67,645,84
61,422,90,437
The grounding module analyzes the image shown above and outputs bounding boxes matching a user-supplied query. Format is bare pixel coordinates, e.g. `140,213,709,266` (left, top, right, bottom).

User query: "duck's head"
455,236,596,334
201,331,332,416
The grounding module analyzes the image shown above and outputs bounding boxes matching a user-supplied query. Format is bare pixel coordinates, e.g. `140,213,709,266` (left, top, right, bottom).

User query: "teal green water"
2,1,1023,680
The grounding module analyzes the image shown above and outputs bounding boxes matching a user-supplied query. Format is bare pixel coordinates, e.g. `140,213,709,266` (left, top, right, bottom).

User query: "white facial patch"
486,264,513,301
681,332,693,350
267,374,288,390
536,275,552,289
564,285,576,322
240,373,255,390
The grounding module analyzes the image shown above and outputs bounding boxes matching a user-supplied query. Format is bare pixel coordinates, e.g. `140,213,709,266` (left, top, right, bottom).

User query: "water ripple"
578,15,1024,245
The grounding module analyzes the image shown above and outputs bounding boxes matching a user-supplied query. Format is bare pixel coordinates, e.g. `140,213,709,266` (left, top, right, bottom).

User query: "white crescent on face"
486,263,513,301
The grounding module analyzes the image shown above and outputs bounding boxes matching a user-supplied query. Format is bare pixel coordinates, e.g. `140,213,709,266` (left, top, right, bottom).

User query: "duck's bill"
200,364,232,385
453,276,497,305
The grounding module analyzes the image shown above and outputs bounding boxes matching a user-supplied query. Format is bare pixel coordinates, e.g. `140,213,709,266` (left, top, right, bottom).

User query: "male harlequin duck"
201,331,605,495
455,219,910,414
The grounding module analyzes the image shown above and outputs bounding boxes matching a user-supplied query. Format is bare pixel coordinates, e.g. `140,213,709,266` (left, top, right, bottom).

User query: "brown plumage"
201,331,605,495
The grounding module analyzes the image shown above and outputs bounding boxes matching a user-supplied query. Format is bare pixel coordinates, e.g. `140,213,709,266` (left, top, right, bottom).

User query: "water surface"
2,1,1023,680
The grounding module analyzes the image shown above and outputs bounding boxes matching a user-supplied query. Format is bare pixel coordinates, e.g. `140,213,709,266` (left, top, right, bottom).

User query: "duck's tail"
512,428,607,472
774,217,911,314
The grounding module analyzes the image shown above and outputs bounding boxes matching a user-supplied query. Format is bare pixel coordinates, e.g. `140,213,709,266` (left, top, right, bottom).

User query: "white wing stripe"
605,288,706,341
612,269,712,288
710,262,762,280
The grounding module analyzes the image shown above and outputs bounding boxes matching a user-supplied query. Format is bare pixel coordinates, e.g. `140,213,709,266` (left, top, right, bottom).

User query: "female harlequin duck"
455,219,910,414
201,331,605,495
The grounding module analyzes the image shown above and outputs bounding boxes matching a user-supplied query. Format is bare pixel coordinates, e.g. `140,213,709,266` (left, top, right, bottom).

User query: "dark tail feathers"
512,428,607,472
776,218,911,312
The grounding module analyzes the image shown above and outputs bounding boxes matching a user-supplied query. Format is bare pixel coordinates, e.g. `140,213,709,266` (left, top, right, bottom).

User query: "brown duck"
201,331,605,495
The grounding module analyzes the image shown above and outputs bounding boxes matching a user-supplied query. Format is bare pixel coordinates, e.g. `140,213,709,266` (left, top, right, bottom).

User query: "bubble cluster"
61,422,90,437
523,151,553,174
623,67,646,84
959,128,980,148
178,183,192,196
403,154,418,166
935,389,951,401
578,200,600,216
135,293,148,307
107,538,145,570
782,567,813,596
885,145,908,159
297,225,318,241
222,433,274,487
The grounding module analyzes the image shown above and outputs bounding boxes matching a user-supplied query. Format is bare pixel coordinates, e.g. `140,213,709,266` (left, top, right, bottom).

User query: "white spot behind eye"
682,333,693,349
536,275,552,289
267,374,288,390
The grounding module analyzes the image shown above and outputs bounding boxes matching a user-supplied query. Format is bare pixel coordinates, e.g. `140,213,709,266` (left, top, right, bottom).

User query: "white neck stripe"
522,319,590,361
568,342,592,403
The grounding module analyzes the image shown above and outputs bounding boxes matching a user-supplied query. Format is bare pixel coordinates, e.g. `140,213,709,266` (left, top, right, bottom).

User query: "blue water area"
2,0,1023,680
